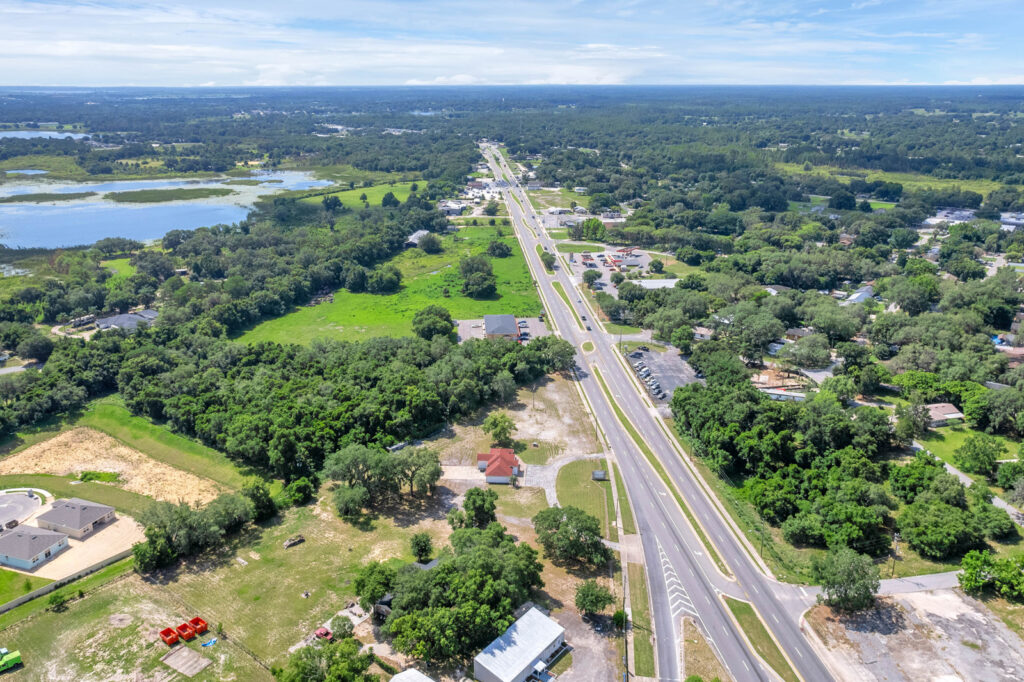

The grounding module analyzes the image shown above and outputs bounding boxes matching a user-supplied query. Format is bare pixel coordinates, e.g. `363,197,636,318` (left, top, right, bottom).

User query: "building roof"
96,309,158,330
406,229,431,245
484,314,518,336
391,670,435,682
37,498,114,530
480,448,520,478
474,607,564,682
635,279,678,290
785,327,814,338
925,403,965,422
0,527,66,560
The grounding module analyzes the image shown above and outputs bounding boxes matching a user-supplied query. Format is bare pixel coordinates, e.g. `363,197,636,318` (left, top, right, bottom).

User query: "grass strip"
0,557,134,631
724,597,799,682
0,191,97,203
628,562,655,677
536,243,553,272
612,463,637,534
0,569,50,606
592,367,729,576
106,187,235,203
550,281,583,329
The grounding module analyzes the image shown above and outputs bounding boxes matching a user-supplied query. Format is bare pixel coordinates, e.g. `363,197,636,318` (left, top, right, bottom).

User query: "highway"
481,144,833,682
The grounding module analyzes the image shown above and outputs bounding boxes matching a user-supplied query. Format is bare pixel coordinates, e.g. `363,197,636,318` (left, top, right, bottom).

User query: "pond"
0,131,89,140
0,171,331,248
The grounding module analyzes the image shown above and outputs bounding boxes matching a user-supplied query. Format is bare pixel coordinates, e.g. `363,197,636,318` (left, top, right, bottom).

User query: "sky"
2,0,1023,87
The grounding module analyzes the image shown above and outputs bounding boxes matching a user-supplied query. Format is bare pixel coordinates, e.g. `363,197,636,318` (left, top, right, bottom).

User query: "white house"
760,388,808,402
473,607,566,682
391,670,435,682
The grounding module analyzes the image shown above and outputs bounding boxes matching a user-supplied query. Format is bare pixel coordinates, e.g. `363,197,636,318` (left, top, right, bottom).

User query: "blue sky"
2,0,1022,86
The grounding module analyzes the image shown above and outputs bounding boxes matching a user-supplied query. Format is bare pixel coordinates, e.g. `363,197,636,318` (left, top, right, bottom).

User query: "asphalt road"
483,145,834,682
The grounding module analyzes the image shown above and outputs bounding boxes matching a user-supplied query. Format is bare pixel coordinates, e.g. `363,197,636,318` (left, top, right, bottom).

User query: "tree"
483,200,500,216
958,549,994,594
461,487,498,528
540,251,556,271
532,506,611,565
482,412,515,447
16,334,53,362
811,546,879,611
898,497,984,559
779,334,831,368
460,256,497,298
417,233,442,254
276,635,377,682
486,240,511,258
241,478,277,522
354,561,396,610
410,532,432,563
575,580,615,615
381,191,400,207
334,485,369,520
954,433,1006,479
583,269,601,288
648,258,664,273
411,305,455,340
829,190,856,211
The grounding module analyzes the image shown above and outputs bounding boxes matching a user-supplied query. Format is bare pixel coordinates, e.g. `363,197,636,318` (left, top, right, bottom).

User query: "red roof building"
476,448,523,484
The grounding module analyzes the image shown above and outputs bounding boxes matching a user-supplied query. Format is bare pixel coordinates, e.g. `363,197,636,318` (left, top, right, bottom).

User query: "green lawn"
919,425,1019,499
494,486,549,520
0,192,97,204
725,597,799,682
547,228,569,239
555,459,616,540
776,162,1005,198
582,341,594,352
100,258,136,289
555,243,604,254
298,181,416,210
627,563,655,677
239,225,541,344
605,323,643,335
0,569,49,606
106,187,236,203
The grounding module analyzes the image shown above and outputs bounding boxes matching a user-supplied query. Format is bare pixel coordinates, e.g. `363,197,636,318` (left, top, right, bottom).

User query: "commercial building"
484,314,519,340
36,498,116,540
473,607,566,682
0,527,68,571
95,309,158,331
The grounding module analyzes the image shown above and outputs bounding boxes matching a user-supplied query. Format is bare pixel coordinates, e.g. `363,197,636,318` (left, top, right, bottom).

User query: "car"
314,627,334,642
586,325,592,330
519,332,530,339
581,315,587,320
639,371,651,378
639,346,650,352
518,320,528,327
633,361,645,368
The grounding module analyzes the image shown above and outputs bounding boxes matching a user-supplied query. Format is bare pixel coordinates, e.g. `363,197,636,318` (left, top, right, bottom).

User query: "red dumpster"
176,623,197,641
189,617,208,634
159,627,179,646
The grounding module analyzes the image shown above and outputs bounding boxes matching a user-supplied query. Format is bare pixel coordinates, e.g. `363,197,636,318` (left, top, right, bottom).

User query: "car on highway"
586,325,592,330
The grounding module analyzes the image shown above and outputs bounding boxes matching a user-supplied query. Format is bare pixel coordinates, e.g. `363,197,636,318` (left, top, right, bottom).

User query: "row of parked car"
631,352,666,400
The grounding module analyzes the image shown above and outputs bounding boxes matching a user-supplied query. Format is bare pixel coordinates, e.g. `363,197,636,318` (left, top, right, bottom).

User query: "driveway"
522,453,603,506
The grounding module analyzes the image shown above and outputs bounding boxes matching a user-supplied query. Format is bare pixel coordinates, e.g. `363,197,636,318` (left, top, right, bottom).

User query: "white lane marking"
772,613,779,624
742,661,750,671
800,586,808,597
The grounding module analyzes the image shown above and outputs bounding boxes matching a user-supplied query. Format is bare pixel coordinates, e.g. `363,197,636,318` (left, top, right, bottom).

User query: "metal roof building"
96,309,158,331
473,607,566,682
391,670,435,682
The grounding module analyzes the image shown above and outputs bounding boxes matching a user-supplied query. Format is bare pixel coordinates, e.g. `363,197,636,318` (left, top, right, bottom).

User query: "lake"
0,131,89,140
0,171,331,248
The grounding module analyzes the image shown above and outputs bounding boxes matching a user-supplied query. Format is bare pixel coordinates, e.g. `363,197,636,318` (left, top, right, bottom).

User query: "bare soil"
683,617,731,681
0,427,222,504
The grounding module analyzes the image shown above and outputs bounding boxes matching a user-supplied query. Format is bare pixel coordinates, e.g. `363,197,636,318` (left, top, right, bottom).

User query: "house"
36,498,115,539
760,388,807,402
391,670,436,682
438,201,464,216
405,229,432,247
95,309,158,331
573,205,588,215
784,327,814,342
600,211,622,219
573,187,587,194
693,326,714,341
840,285,874,307
838,234,855,246
547,207,571,215
484,315,519,340
0,527,68,570
925,402,965,427
477,448,523,485
764,285,792,296
526,182,542,191
473,607,566,682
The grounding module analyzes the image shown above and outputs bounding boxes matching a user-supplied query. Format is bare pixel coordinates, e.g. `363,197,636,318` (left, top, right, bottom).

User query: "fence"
0,548,133,615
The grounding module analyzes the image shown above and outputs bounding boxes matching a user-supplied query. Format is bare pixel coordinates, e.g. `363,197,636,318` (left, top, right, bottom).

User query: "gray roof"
406,229,431,244
484,314,518,335
391,671,435,682
37,498,114,530
0,527,66,560
474,607,564,682
96,309,158,330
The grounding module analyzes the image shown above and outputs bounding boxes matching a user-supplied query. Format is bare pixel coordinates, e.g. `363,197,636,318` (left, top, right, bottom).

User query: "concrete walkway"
522,452,604,506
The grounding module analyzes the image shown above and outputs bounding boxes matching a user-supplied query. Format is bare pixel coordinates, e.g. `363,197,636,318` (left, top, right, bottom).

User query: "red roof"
479,448,521,478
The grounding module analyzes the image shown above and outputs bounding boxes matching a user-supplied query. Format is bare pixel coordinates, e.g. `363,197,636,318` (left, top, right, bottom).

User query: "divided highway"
482,144,833,682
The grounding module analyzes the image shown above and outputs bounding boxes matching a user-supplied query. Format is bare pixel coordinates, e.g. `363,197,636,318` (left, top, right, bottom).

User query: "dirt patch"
807,591,1024,682
683,617,731,681
108,613,133,628
0,427,222,504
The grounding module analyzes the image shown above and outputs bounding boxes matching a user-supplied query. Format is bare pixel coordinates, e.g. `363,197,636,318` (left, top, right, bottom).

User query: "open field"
555,242,604,254
0,192,97,204
100,258,136,280
775,162,1005,197
106,187,235,203
920,424,1019,489
628,563,655,677
527,187,579,211
299,163,414,186
725,597,798,682
0,427,223,504
298,181,415,210
556,458,616,540
493,486,548,520
239,224,541,344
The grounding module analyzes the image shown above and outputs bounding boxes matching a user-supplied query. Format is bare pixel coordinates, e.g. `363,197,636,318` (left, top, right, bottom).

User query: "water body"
0,171,330,248
0,131,89,140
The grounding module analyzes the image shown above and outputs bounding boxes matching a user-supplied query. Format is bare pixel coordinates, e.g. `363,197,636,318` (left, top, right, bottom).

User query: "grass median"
724,597,799,682
592,367,730,577
612,463,637,534
550,281,583,329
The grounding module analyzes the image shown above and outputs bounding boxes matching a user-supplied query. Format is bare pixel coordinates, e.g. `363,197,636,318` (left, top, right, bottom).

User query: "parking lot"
624,347,701,401
456,317,549,343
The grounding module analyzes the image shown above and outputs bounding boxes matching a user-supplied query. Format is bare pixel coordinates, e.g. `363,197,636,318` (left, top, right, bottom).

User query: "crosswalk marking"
657,539,698,620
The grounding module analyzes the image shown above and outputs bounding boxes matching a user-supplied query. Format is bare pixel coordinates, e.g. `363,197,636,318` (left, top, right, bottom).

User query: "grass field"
527,187,579,211
555,243,604,253
494,486,549,520
298,181,416,210
919,425,1019,500
776,162,1005,198
106,187,236,203
100,258,136,289
0,569,49,606
239,225,541,344
303,164,416,186
627,563,655,677
0,191,97,203
556,459,616,541
612,463,636,534
582,341,594,352
724,597,799,682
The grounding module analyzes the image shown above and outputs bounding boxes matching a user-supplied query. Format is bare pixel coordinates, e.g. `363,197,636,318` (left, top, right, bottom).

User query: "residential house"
925,403,965,427
840,285,874,307
95,309,158,331
391,671,435,682
760,388,808,402
764,285,792,296
693,326,714,341
36,498,116,540
477,448,523,485
526,181,542,191
473,607,566,682
784,327,814,342
0,527,68,570
573,187,587,194
483,315,519,340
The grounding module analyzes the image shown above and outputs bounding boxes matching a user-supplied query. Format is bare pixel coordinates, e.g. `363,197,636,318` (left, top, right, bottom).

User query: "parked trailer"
0,649,20,672
159,628,179,646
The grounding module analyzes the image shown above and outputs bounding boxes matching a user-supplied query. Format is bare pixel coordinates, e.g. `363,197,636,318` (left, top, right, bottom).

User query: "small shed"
591,470,608,481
